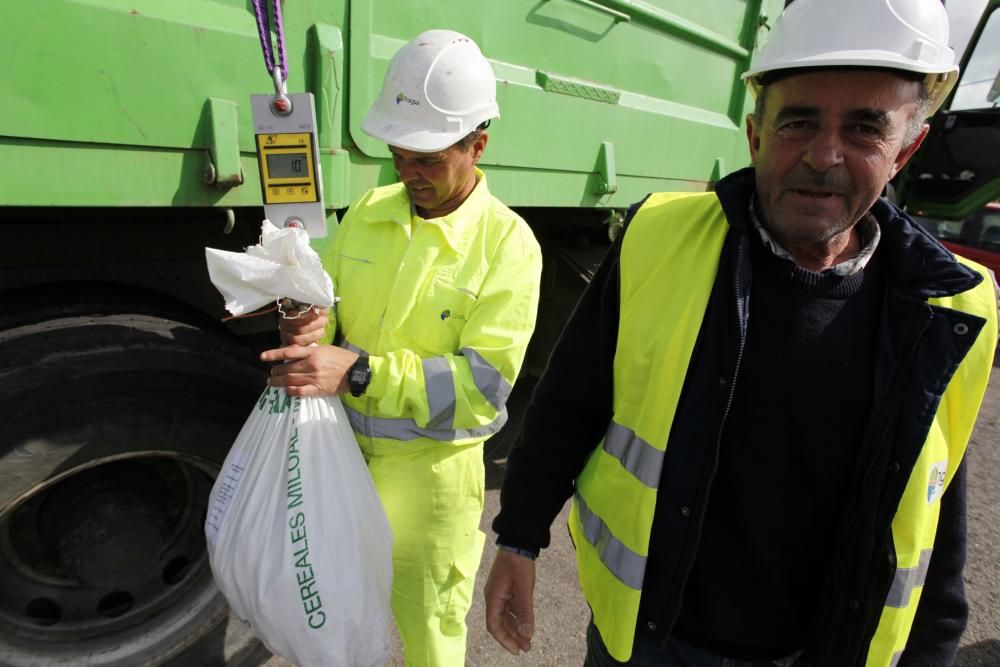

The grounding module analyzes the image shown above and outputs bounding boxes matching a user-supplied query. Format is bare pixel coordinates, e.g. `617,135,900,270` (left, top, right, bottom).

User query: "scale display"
255,132,319,205
250,92,327,237
266,152,308,179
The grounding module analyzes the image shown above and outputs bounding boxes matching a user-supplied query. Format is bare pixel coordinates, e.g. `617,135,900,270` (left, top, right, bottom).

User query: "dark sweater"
672,222,886,658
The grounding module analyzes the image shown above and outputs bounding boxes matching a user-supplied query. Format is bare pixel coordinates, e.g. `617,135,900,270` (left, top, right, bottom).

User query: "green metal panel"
5,0,268,150
0,137,257,207
0,0,354,207
348,0,780,205
1,0,781,212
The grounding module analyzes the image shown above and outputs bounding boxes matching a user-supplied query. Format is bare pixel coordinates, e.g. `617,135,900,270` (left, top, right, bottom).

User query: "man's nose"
803,130,845,172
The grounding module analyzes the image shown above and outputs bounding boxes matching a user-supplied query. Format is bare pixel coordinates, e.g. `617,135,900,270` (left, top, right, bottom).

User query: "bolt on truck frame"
3,0,998,665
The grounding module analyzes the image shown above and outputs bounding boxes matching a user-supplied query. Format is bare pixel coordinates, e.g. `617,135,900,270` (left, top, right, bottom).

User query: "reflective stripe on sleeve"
461,347,513,411
574,492,646,590
344,404,508,442
423,356,457,429
338,338,508,440
603,421,664,488
886,548,933,608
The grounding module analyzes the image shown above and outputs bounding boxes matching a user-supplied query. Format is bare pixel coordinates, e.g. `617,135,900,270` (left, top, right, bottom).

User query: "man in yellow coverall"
260,29,542,666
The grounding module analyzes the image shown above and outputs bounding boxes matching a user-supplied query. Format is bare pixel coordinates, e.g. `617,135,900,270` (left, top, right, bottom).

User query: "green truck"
1,1,997,665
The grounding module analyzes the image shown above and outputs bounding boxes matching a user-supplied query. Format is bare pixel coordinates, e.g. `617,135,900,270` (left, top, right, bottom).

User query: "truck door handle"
564,0,631,22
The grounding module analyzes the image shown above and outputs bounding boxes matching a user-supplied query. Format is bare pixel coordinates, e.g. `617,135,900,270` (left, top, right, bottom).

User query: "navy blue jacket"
495,167,988,666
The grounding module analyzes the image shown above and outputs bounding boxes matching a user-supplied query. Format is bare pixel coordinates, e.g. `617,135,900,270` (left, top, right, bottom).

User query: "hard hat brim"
743,51,959,81
362,109,470,153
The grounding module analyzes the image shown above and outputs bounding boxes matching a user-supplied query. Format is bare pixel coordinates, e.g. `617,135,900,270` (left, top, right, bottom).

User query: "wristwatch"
347,355,371,398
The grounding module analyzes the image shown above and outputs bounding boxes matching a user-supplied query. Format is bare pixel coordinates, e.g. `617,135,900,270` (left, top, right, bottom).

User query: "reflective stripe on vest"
568,191,729,662
567,421,663,608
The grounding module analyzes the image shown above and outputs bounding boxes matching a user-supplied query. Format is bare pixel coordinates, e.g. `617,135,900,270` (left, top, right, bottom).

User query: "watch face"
349,359,371,397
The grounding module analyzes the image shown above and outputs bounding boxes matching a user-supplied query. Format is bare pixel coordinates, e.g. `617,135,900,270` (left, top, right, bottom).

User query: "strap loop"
251,0,288,96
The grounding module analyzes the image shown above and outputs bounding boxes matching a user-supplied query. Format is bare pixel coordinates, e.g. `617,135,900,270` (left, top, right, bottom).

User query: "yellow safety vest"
568,191,998,664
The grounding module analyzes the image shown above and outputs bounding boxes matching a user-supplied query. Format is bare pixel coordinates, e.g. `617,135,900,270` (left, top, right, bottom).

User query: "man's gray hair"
902,85,932,148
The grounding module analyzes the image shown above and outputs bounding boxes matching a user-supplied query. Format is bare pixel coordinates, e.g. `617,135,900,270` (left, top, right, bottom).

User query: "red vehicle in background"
913,203,1000,278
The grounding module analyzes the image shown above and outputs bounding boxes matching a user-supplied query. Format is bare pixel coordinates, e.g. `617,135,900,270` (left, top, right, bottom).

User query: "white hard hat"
362,29,500,152
743,0,959,116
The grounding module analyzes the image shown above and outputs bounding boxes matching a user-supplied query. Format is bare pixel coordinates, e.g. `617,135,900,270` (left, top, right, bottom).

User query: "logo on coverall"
440,309,467,322
396,93,420,106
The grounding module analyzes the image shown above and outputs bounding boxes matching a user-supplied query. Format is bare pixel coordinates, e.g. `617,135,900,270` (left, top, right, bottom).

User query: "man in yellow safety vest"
485,0,998,665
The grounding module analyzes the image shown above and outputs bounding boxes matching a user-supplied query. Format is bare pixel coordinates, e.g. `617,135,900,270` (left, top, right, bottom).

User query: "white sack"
205,219,334,315
204,221,393,666
205,388,393,667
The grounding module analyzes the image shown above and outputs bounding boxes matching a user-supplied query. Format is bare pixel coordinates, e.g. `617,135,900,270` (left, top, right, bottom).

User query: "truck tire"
0,287,272,667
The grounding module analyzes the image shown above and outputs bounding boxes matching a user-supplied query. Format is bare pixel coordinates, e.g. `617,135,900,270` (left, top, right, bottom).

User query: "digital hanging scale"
251,92,327,238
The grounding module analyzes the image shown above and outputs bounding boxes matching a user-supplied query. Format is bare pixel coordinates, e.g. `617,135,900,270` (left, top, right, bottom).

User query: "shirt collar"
749,196,881,276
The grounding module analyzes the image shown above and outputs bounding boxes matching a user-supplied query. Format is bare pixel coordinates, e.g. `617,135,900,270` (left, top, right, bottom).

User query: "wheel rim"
0,454,228,664
0,299,272,665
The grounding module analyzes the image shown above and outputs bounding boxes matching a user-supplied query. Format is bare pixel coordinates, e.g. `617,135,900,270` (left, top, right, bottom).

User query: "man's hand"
484,548,536,655
259,344,358,397
277,306,329,347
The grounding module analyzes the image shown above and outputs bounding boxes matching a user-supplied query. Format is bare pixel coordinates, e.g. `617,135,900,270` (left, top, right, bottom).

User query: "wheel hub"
53,488,167,588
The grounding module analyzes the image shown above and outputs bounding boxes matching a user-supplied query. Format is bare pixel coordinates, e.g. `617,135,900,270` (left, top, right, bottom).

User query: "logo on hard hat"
395,93,420,106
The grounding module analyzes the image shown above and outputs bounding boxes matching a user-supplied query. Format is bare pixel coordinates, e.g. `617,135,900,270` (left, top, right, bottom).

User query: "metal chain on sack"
251,0,291,112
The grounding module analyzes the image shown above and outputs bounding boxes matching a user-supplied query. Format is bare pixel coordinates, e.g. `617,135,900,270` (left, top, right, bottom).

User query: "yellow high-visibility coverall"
320,169,542,666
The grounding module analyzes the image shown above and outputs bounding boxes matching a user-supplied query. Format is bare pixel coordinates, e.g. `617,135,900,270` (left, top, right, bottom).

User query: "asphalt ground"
265,357,1000,666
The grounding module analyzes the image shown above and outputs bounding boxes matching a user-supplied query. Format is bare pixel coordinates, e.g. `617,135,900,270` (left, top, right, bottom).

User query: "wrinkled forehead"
760,68,924,116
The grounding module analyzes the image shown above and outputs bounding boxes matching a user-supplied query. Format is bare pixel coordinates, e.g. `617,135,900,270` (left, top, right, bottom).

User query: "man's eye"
419,159,440,167
774,120,813,135
852,124,881,135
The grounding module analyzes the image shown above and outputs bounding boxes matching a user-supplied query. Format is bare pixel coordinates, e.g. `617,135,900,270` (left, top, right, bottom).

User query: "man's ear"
471,131,488,164
889,123,929,180
745,114,760,164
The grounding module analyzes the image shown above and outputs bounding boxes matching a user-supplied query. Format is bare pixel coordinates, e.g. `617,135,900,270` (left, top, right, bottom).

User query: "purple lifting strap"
251,0,288,82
